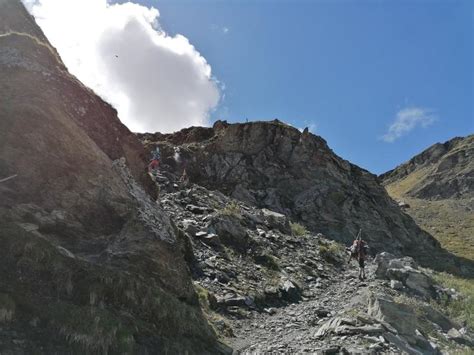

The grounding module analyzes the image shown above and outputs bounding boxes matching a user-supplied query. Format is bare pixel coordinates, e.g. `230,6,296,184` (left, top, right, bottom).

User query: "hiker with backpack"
348,229,369,280
148,147,161,176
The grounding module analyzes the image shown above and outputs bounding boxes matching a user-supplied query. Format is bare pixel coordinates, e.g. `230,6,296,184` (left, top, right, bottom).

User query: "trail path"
226,262,395,354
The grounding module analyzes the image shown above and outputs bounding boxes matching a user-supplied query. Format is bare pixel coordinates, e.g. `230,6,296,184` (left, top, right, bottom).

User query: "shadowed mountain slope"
0,0,225,353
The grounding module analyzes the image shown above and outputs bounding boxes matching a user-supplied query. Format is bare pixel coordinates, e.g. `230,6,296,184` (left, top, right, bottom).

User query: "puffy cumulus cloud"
22,0,220,133
381,107,436,143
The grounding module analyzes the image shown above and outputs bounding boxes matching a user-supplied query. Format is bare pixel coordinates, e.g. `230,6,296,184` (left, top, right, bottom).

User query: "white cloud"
381,107,436,143
22,0,220,133
210,24,229,35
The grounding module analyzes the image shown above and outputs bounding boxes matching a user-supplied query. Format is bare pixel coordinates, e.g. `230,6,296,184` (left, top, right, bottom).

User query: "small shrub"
290,222,307,236
195,284,212,311
254,253,280,271
221,202,241,218
319,243,342,263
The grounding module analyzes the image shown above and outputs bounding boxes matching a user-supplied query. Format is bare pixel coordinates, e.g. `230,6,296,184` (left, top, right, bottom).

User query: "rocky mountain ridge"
381,135,473,200
381,135,474,260
140,120,473,275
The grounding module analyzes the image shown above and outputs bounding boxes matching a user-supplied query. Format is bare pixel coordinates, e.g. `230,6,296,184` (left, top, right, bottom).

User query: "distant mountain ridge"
381,134,474,261
380,135,474,200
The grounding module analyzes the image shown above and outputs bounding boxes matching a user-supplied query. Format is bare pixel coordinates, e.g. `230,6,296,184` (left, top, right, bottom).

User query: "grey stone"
390,280,403,290
181,219,198,236
405,271,435,299
186,204,209,214
280,280,301,302
260,208,291,234
217,296,247,307
389,257,418,270
447,328,474,346
374,252,396,279
210,214,250,252
382,332,424,355
368,295,418,336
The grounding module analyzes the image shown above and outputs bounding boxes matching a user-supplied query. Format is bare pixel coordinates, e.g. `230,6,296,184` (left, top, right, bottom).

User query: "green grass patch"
385,179,474,260
194,284,233,339
433,272,474,329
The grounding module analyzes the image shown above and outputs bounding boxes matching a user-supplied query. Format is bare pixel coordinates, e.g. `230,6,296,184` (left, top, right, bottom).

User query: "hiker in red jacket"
148,147,161,175
148,158,159,173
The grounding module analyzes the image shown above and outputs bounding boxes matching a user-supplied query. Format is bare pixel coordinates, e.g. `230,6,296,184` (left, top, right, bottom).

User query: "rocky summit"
139,121,473,274
1,0,473,354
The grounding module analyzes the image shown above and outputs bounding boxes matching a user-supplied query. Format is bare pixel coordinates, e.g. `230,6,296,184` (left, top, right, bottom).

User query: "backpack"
151,147,161,161
351,240,368,257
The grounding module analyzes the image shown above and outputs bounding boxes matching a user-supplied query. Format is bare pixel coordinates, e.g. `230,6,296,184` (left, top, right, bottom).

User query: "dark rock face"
0,1,222,353
140,120,441,263
380,135,474,200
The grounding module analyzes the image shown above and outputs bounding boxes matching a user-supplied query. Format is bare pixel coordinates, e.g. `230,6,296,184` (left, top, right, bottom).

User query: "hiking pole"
0,174,17,183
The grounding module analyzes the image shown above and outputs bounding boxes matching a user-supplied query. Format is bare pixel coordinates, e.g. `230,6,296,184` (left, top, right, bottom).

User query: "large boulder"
279,279,301,303
404,271,436,299
209,214,250,252
375,253,436,299
260,208,291,234
374,252,396,278
368,295,436,354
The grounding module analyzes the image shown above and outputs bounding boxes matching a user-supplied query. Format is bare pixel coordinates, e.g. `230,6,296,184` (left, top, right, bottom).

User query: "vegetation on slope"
386,174,473,261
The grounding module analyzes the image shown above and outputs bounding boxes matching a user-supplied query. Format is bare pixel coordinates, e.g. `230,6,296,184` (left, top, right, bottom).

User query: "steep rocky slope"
381,135,474,260
0,1,224,353
149,175,474,354
139,121,472,274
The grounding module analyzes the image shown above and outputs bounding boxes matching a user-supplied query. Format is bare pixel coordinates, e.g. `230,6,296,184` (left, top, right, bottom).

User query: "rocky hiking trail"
225,255,474,355
228,263,381,354
142,122,474,354
152,175,473,354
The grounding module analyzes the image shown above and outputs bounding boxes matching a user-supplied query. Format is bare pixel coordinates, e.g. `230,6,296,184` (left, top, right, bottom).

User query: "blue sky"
140,0,473,174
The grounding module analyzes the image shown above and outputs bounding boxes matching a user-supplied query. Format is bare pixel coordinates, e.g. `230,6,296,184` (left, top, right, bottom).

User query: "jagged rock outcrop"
139,120,447,268
0,1,225,353
381,135,473,200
